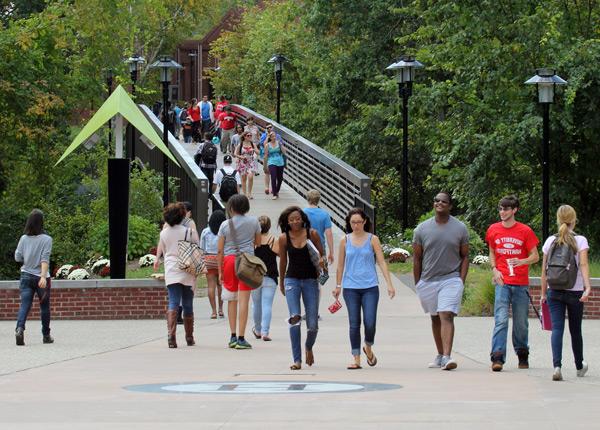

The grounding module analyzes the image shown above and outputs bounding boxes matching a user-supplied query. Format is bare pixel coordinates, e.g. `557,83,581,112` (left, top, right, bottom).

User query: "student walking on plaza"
413,192,469,370
486,195,539,371
304,190,334,265
217,194,261,349
14,209,53,346
334,208,395,369
541,205,591,381
200,210,226,319
154,203,198,348
251,216,279,341
199,95,214,135
264,129,286,200
278,206,324,370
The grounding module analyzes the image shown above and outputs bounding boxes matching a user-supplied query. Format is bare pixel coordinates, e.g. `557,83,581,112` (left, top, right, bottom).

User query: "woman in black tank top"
278,206,324,370
251,216,279,341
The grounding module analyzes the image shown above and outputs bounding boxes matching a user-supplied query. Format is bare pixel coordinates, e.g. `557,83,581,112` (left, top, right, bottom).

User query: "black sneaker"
15,327,24,346
228,336,238,348
43,335,54,344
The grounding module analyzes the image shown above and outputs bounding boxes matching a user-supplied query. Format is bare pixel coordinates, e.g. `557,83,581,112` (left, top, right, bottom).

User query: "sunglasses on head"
433,198,449,204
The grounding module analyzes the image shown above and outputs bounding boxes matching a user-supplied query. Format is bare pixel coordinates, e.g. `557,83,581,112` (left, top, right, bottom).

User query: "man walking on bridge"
413,192,469,371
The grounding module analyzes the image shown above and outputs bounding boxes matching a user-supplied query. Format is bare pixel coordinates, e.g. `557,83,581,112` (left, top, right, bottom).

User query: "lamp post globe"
268,53,288,124
386,56,424,232
150,56,183,206
525,68,567,240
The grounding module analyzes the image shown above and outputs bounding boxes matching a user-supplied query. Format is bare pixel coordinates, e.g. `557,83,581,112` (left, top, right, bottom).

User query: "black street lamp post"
268,54,288,124
126,54,145,164
105,68,114,155
150,56,183,206
387,56,424,231
525,68,567,241
188,50,198,100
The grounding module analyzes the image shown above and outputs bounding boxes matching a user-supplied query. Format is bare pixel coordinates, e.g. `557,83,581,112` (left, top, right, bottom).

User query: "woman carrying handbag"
154,203,199,348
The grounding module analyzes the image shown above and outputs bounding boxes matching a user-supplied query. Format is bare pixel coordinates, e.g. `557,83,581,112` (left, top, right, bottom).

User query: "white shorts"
221,288,238,302
416,277,464,316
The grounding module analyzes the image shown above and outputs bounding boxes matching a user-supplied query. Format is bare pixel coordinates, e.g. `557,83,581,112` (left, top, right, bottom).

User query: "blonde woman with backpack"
541,205,592,381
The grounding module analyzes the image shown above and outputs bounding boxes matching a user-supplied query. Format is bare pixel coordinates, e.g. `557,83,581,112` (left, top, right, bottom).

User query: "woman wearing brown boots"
154,203,199,348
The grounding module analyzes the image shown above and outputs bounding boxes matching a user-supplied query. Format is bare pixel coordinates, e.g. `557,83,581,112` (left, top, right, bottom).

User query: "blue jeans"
16,272,51,335
285,277,319,363
490,284,529,362
166,283,194,315
547,289,585,369
343,286,379,356
251,276,277,335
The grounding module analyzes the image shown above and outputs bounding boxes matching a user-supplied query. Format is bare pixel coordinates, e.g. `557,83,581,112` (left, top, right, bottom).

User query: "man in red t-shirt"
218,105,236,153
485,195,539,372
188,98,201,143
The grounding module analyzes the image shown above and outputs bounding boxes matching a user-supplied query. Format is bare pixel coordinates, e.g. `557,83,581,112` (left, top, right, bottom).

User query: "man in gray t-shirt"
413,192,469,371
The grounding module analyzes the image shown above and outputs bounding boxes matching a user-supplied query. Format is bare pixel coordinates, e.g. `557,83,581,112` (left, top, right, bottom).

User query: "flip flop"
347,363,362,370
290,363,301,370
262,336,272,341
252,328,261,339
210,313,217,319
218,311,224,318
363,347,377,367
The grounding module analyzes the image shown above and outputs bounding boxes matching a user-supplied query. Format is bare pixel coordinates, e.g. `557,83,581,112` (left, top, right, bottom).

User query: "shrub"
0,206,27,280
90,215,159,260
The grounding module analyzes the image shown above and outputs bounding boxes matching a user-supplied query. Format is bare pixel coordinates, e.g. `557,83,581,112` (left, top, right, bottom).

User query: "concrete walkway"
1,142,599,428
2,268,600,429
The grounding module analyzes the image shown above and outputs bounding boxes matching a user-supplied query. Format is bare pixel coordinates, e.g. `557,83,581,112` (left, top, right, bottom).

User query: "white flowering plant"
67,268,91,280
55,264,73,279
91,259,110,274
85,255,104,270
139,254,156,268
472,255,490,265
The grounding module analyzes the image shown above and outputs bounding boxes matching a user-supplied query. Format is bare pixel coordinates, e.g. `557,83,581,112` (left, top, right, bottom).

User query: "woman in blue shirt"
334,208,395,369
263,130,286,200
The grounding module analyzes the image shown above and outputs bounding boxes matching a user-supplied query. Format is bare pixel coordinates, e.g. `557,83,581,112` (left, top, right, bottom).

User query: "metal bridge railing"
135,105,218,230
232,105,375,232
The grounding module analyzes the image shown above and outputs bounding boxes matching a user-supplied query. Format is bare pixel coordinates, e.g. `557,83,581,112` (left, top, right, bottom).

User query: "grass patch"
126,263,207,289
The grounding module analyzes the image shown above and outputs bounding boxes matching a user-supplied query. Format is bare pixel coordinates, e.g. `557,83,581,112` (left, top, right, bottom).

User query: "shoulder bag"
177,228,205,276
229,218,266,289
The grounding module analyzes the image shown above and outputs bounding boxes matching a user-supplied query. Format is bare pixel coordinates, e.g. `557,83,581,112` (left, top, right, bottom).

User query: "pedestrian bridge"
135,104,375,237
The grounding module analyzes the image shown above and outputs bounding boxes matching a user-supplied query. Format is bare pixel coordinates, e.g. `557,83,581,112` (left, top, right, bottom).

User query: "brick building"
174,8,242,102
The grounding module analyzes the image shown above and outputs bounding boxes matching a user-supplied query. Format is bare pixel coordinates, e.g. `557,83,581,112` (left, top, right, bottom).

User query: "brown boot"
167,310,178,348
184,315,195,346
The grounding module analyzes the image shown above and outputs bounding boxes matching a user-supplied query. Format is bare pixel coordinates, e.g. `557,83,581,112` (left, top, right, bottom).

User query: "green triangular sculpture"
56,84,179,166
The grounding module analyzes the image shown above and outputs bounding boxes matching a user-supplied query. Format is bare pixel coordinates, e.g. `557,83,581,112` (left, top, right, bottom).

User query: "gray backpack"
545,234,578,290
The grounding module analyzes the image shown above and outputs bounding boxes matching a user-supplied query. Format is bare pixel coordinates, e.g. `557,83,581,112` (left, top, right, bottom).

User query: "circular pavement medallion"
124,381,401,395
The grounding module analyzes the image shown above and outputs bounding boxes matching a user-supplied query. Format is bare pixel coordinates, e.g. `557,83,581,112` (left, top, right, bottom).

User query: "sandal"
363,346,377,367
305,350,314,366
290,362,302,370
265,189,270,195
252,328,261,339
210,313,217,319
347,363,362,370
262,335,272,341
218,311,224,318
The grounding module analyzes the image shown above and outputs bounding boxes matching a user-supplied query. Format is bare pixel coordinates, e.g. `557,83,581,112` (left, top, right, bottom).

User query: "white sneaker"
577,361,588,377
428,354,443,368
552,367,563,381
441,356,457,371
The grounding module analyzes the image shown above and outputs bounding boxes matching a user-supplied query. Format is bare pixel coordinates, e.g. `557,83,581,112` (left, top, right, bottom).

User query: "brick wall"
528,278,600,319
0,279,167,320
